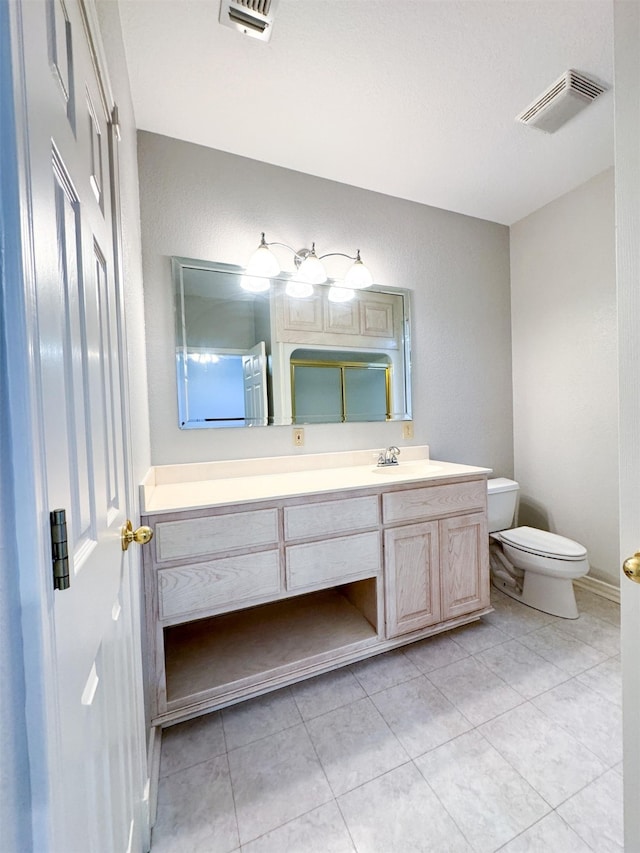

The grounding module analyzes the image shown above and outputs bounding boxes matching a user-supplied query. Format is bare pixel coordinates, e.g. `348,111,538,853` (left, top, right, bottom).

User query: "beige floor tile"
475,638,569,699
153,593,622,853
222,687,301,750
484,589,556,637
532,678,622,766
291,667,365,721
350,649,420,695
227,724,332,845
370,674,471,758
554,611,620,657
402,632,469,673
518,624,608,675
159,712,226,778
574,587,620,626
241,802,355,853
339,762,472,853
499,812,591,852
415,730,549,852
448,619,509,654
480,703,607,807
306,696,409,796
576,655,622,706
558,769,624,852
151,755,238,853
427,656,523,726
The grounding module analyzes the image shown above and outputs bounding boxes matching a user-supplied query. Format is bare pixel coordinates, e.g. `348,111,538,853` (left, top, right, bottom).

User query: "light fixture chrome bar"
246,234,373,290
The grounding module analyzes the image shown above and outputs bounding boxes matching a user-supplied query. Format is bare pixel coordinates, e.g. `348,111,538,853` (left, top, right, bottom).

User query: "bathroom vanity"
140,448,491,726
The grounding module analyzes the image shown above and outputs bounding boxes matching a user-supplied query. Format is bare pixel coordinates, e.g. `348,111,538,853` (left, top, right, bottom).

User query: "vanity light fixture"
246,233,374,290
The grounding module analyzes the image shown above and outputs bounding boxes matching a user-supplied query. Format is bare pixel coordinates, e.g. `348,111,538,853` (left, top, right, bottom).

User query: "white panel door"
615,2,640,849
12,0,147,850
242,340,268,426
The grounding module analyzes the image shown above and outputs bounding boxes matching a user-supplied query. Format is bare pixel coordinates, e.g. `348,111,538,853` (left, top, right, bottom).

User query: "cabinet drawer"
286,531,381,591
158,550,281,620
154,508,279,563
284,495,379,541
382,480,486,524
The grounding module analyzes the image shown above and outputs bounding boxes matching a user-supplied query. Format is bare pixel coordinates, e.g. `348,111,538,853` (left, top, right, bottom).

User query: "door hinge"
50,508,70,590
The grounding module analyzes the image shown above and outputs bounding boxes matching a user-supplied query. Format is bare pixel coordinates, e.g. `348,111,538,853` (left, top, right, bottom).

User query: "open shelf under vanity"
163,582,379,710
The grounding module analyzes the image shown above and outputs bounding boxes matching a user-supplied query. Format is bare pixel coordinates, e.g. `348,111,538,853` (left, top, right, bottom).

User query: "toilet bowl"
487,479,589,619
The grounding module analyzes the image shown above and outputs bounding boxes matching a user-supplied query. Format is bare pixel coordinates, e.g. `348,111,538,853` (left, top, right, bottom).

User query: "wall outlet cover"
402,422,414,439
293,428,304,446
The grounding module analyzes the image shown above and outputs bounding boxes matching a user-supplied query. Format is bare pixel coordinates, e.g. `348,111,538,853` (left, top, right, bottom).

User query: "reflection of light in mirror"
188,352,220,364
286,280,314,299
240,275,271,293
328,285,355,303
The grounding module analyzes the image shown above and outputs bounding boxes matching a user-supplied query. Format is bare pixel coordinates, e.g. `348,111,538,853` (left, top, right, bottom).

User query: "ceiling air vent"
219,0,279,42
516,70,608,133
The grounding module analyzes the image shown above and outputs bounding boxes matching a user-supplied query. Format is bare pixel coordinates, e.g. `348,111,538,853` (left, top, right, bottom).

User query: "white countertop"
140,447,491,514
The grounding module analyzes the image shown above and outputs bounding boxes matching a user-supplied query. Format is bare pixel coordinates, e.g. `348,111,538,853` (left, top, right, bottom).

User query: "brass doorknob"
623,552,640,583
121,520,153,552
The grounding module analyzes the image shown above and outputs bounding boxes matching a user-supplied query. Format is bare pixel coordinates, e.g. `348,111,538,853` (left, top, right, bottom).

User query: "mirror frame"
173,257,413,428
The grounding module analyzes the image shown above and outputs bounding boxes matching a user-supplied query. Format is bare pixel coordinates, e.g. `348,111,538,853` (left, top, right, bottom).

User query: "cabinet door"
440,512,490,620
384,521,440,638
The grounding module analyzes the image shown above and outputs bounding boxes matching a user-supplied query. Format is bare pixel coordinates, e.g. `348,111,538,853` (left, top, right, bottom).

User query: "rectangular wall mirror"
173,257,412,429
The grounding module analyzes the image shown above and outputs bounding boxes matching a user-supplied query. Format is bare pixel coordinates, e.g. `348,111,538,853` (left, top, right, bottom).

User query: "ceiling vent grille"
219,0,278,42
516,70,608,133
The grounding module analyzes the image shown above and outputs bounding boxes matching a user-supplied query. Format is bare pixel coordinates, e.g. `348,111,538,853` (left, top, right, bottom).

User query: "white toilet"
487,478,589,619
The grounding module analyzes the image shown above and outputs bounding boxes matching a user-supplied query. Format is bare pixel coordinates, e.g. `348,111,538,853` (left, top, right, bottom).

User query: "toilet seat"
497,526,587,561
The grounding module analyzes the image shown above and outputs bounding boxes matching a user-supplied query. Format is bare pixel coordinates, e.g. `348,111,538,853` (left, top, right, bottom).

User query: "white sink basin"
371,463,442,476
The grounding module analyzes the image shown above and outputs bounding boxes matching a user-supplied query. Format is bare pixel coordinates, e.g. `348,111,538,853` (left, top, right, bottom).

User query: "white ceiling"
118,0,614,225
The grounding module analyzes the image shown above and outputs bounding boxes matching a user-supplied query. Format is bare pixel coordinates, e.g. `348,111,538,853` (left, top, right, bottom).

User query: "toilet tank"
487,478,519,533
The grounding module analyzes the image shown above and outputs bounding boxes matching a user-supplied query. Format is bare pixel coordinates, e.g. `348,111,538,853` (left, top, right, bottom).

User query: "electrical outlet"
402,421,414,440
293,427,304,447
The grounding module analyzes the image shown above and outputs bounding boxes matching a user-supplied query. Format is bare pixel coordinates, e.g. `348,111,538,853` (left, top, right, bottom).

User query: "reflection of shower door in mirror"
242,341,268,426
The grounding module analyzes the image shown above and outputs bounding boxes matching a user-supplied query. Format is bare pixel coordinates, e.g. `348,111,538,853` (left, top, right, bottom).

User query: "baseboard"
147,725,162,829
574,574,620,604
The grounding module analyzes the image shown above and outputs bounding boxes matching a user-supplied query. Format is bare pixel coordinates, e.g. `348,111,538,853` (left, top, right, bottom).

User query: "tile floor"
151,586,622,852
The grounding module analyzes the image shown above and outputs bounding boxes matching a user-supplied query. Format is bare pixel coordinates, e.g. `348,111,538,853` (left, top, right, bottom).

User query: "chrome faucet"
377,446,400,467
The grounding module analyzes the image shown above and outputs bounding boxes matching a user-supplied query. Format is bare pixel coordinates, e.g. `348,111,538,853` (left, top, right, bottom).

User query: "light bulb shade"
344,257,373,289
246,243,280,277
297,252,327,284
240,275,271,293
328,285,355,303
286,280,314,299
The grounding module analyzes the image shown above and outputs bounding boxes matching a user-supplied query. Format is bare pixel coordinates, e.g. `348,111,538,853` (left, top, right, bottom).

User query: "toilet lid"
499,526,587,560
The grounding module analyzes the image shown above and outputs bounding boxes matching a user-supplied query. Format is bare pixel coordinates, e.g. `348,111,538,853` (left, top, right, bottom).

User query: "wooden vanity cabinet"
142,475,490,727
382,480,489,638
440,511,490,620
384,521,441,637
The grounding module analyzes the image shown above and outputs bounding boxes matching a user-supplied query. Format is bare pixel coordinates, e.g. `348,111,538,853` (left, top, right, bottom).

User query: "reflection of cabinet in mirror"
173,258,412,428
271,288,406,425
275,288,402,347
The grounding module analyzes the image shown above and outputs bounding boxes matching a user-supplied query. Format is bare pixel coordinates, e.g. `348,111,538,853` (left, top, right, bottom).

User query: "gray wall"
510,169,619,586
138,132,513,474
